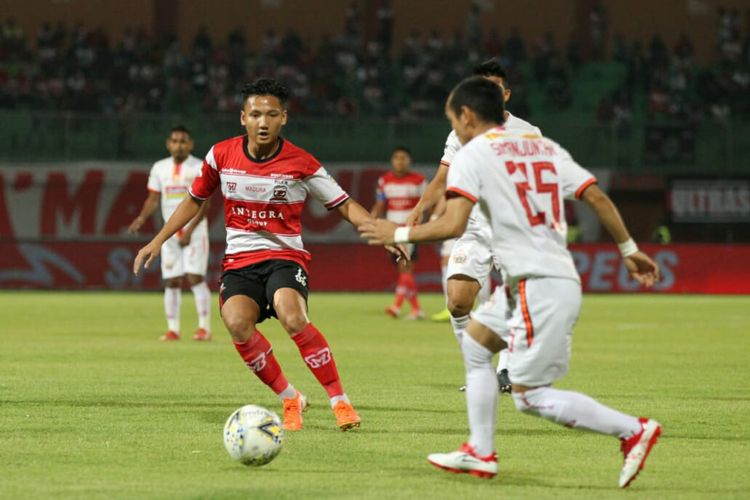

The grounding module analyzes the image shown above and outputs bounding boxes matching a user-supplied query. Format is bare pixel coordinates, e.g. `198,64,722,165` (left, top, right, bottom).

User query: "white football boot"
619,417,662,488
427,443,498,479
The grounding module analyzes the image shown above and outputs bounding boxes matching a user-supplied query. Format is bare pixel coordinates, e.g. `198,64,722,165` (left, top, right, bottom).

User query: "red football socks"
394,273,408,308
234,331,289,394
292,323,344,398
402,272,421,311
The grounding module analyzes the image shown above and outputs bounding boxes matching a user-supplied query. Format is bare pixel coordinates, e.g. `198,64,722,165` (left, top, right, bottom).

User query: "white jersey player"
129,126,212,341
407,59,540,392
360,76,662,488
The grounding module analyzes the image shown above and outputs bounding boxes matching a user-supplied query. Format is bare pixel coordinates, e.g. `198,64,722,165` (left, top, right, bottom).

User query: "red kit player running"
134,78,382,431
371,146,426,319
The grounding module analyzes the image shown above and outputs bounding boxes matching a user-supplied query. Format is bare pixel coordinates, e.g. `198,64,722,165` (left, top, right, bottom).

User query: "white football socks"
329,394,350,408
278,384,298,400
164,286,181,333
462,334,498,457
191,281,211,331
497,348,510,373
450,314,470,347
512,386,642,439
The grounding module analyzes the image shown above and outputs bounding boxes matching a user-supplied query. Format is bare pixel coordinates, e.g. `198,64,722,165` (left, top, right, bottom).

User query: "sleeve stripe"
446,187,478,203
205,146,218,170
189,188,209,201
439,160,450,167
325,193,350,209
575,178,598,199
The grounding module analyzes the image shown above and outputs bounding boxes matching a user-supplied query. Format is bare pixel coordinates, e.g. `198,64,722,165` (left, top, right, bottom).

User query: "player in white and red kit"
128,125,212,342
361,77,662,488
371,146,426,319
408,59,540,392
133,79,384,432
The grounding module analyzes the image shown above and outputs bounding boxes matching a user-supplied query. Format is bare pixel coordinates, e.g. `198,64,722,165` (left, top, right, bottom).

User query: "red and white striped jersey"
190,136,349,272
375,171,426,224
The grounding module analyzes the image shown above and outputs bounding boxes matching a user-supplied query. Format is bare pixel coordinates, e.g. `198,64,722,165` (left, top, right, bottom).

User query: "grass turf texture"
1,291,749,499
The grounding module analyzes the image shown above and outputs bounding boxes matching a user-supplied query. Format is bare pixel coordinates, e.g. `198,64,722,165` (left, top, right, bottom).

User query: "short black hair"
391,146,412,157
473,58,508,82
169,125,192,138
447,76,506,125
241,78,291,106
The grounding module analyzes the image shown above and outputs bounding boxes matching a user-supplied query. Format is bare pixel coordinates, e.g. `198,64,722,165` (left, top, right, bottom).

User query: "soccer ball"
223,405,284,466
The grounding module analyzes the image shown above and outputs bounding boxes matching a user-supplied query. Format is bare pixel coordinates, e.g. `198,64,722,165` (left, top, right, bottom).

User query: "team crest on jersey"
271,184,288,201
227,182,237,193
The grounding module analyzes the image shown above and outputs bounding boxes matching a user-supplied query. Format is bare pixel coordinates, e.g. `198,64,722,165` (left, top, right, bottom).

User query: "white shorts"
440,238,456,258
472,277,581,387
446,230,494,283
160,231,209,279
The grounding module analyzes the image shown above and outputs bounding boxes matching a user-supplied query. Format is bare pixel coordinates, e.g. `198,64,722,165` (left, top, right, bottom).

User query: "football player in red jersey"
371,147,426,319
134,78,387,431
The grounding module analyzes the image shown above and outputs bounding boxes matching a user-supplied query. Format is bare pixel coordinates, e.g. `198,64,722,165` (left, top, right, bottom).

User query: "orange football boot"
160,331,180,341
333,401,361,431
192,328,212,341
282,392,308,431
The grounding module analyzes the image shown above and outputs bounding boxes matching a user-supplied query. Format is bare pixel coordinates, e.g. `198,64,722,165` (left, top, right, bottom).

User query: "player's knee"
278,312,308,335
186,274,203,286
447,296,472,317
512,391,533,413
512,387,544,414
222,313,254,341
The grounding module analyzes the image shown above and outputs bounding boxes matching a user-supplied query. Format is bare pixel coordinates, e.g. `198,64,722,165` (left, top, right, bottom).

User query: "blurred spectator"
1,11,747,124
374,0,394,53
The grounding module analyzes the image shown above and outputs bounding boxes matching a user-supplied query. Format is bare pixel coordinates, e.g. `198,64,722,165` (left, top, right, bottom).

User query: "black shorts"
390,243,418,265
219,259,310,323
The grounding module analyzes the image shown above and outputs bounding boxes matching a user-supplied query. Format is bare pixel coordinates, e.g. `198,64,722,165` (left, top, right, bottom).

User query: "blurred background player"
370,146,426,320
128,125,211,342
407,59,541,392
133,78,379,431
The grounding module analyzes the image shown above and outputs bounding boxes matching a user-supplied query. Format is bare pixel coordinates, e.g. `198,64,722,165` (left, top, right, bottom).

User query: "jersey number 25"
505,161,561,227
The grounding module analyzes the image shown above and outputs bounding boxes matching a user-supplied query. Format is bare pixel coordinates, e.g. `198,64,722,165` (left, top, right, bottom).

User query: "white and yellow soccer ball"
223,405,284,466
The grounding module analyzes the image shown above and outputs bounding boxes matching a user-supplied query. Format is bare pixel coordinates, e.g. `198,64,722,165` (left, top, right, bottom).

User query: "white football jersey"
147,154,208,234
446,127,596,283
440,112,543,236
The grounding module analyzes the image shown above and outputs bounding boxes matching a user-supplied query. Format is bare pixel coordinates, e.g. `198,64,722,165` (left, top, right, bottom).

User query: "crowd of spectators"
1,4,749,124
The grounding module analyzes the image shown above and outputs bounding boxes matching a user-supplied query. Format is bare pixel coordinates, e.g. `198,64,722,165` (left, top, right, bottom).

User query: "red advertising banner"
1,240,748,294
2,163,748,294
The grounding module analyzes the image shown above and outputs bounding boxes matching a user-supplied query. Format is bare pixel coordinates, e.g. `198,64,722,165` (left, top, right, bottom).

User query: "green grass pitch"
1,291,749,499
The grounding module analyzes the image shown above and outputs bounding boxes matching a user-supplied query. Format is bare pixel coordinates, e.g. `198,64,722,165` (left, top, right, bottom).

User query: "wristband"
394,226,411,244
618,238,639,257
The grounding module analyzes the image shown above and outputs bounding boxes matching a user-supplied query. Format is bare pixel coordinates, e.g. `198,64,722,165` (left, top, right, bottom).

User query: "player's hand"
623,251,661,288
358,219,399,246
133,241,161,276
385,244,411,262
128,216,145,234
178,231,192,247
404,206,423,227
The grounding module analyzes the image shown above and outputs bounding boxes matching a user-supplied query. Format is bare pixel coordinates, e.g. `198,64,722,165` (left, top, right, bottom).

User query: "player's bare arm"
128,191,160,234
133,195,204,275
360,196,473,245
405,164,448,226
369,199,385,219
580,184,661,287
178,198,210,247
